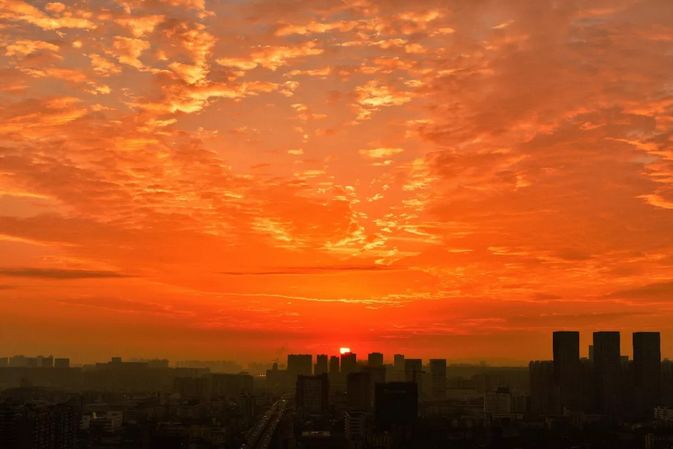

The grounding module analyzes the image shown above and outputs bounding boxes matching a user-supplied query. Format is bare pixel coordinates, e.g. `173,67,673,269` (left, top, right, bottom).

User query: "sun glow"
339,347,351,354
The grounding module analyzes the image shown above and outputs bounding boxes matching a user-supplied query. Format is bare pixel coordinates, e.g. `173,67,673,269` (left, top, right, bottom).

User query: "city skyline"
3,329,673,448
2,0,673,362
2,329,669,367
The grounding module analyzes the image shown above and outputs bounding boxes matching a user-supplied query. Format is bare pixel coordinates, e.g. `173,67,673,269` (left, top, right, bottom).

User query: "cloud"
134,80,279,114
275,20,358,36
359,147,404,159
355,80,412,119
216,42,323,71
0,97,88,134
111,37,150,69
0,267,129,279
0,0,95,30
5,39,59,57
1,0,673,359
639,193,673,210
115,15,164,37
88,53,122,76
607,281,673,301
161,21,215,84
219,264,391,275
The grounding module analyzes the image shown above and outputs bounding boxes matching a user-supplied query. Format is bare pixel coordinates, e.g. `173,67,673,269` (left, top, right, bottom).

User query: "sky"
1,0,673,364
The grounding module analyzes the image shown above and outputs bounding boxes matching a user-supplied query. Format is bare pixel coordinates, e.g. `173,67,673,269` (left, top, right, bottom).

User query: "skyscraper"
375,382,418,430
393,354,405,371
296,374,329,416
529,360,560,416
287,354,312,380
315,354,328,376
341,352,357,376
633,332,661,417
393,354,406,381
404,358,422,383
54,358,70,368
429,359,447,400
593,331,622,415
368,352,384,367
347,371,372,410
553,331,580,411
329,355,340,374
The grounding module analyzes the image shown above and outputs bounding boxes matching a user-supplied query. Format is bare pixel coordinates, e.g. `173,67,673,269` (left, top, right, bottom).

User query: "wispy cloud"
0,267,129,279
219,264,393,275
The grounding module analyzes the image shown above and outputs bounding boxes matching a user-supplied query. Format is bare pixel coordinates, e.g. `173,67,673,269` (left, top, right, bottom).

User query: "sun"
339,347,351,354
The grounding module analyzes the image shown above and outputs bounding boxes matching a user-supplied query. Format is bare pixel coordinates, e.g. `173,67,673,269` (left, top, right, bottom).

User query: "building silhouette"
553,331,580,411
288,354,313,381
429,359,447,400
0,400,79,449
347,371,372,411
404,359,422,383
367,352,383,367
529,360,559,416
329,355,340,374
314,354,328,376
296,374,329,416
340,352,357,376
593,331,622,415
374,382,417,430
633,332,661,418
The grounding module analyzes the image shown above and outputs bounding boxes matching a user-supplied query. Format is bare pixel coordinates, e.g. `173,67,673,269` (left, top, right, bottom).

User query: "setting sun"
339,347,352,355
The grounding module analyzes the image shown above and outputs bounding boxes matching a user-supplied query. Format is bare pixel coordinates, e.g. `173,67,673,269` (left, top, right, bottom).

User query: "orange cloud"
5,39,59,57
359,147,404,159
2,0,673,362
217,42,323,71
111,37,150,68
0,0,95,30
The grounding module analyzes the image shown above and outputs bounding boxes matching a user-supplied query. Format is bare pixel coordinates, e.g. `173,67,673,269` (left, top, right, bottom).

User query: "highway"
241,399,288,449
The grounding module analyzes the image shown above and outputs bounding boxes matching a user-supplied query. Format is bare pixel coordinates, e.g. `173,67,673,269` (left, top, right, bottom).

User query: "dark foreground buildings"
531,330,670,421
3,331,673,449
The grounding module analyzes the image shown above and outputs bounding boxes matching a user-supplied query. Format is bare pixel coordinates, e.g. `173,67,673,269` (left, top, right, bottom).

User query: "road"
241,399,288,449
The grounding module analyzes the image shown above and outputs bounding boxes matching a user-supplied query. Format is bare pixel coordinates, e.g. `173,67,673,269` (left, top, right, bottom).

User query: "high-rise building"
375,382,418,430
341,352,357,376
393,354,405,372
363,365,386,387
174,376,210,400
347,371,372,410
633,332,661,417
368,352,384,367
329,355,340,374
344,410,367,443
429,359,447,400
287,354,313,381
296,374,329,415
404,359,422,383
593,331,622,415
54,358,70,369
37,355,53,368
0,400,79,449
529,360,560,416
484,387,513,417
211,373,254,398
553,331,580,411
315,354,328,376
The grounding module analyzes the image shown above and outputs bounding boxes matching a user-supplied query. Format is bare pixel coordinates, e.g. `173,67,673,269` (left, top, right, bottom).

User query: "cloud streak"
0,267,130,279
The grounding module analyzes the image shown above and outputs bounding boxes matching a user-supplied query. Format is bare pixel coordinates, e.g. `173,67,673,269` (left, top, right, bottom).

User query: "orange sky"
1,0,673,364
